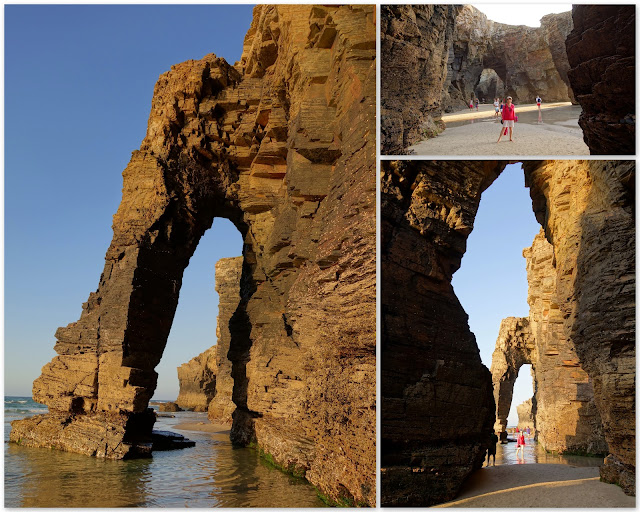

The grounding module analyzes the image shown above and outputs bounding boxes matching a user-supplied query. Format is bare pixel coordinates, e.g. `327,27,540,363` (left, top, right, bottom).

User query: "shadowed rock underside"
381,160,635,505
10,5,376,505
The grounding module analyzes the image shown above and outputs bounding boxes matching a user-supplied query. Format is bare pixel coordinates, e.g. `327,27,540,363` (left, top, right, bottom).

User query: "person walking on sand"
536,95,543,123
497,96,516,142
469,97,474,110
536,95,542,110
487,431,499,466
526,426,531,439
475,98,479,110
493,98,500,118
516,430,526,458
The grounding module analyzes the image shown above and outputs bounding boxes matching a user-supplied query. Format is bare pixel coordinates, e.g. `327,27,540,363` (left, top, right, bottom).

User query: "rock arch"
381,160,635,506
11,5,376,505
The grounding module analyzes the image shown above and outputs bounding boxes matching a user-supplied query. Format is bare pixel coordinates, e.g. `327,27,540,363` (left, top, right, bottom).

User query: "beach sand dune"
436,464,635,508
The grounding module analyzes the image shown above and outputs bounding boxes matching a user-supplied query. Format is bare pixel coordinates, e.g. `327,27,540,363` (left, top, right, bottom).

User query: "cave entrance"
153,217,243,403
474,68,504,102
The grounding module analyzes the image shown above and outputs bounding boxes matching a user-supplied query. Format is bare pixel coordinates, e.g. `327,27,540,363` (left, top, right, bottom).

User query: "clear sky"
451,164,541,426
5,5,254,399
472,3,573,27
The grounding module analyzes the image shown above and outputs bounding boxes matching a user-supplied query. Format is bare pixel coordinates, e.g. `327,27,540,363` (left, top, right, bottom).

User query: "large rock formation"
381,5,576,153
524,161,635,494
517,398,535,432
176,346,217,412
381,5,459,154
382,160,635,505
10,5,376,505
491,231,607,455
444,6,574,111
565,5,635,155
207,257,242,423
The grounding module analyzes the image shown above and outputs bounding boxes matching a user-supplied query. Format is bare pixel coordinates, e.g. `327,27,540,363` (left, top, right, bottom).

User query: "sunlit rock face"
565,5,635,155
444,6,574,111
176,347,217,412
382,160,635,505
381,5,575,153
517,398,535,431
10,5,376,505
524,161,635,495
490,233,608,456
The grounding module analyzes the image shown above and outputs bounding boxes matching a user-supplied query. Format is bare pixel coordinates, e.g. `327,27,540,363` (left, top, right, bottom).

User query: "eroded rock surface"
207,257,241,423
381,5,459,154
11,5,376,505
517,398,535,431
566,5,635,154
176,347,217,412
382,160,635,504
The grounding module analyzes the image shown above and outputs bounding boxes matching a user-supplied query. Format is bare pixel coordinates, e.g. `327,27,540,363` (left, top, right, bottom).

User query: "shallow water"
5,397,326,507
445,105,582,129
490,434,604,467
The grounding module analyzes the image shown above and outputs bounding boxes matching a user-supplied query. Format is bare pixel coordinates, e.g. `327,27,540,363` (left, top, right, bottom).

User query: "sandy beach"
436,464,635,508
408,103,590,156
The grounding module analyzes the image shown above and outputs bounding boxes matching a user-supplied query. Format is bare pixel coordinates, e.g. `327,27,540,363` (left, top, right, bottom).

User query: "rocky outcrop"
382,160,635,505
444,6,574,111
176,346,217,412
565,5,635,155
517,398,535,432
381,5,459,154
207,257,241,423
11,5,376,505
382,5,576,153
524,161,635,494
381,161,503,507
158,402,182,413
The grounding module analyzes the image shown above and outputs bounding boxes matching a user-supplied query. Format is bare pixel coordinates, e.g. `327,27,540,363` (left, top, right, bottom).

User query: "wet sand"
435,464,635,508
408,103,589,156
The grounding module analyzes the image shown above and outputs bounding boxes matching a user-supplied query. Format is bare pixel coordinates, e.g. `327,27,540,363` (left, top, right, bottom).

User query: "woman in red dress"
497,96,516,142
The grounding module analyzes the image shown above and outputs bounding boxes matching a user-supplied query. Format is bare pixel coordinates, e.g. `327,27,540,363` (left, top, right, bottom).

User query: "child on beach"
474,98,479,110
494,98,500,117
497,96,516,142
469,98,474,109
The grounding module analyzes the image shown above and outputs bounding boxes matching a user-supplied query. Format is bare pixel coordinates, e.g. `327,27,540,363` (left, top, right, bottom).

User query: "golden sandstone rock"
11,5,375,505
381,161,635,505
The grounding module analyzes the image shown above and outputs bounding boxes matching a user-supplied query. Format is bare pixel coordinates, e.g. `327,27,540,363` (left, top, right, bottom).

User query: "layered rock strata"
517,398,535,432
381,5,576,153
11,5,376,505
381,161,503,506
444,6,574,111
565,5,635,155
523,161,635,494
381,5,459,154
176,346,217,412
207,257,242,423
382,160,635,505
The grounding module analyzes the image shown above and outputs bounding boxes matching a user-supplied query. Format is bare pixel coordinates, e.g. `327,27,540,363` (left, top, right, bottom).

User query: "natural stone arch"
381,160,635,506
474,68,504,101
11,5,377,506
490,317,536,433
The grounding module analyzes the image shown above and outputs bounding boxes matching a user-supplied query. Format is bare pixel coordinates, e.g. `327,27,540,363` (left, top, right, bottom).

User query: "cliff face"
565,5,635,154
517,398,535,431
490,232,607,455
176,346,217,412
382,160,635,505
524,161,635,494
207,257,241,423
10,5,376,505
382,5,575,153
381,5,458,154
381,161,503,507
444,6,574,111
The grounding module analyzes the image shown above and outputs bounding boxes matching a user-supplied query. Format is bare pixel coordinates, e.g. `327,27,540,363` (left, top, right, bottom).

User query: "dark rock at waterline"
151,430,195,451
158,402,182,413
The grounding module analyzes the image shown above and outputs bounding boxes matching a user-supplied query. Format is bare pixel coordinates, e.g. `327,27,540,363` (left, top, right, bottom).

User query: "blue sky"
451,164,541,425
5,5,253,399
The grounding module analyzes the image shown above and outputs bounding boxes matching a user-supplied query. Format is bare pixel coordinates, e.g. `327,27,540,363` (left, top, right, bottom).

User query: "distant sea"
5,396,325,507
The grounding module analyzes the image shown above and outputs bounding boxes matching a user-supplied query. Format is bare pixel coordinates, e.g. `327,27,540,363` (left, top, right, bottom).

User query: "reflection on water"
491,436,604,468
446,105,582,129
5,398,325,507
